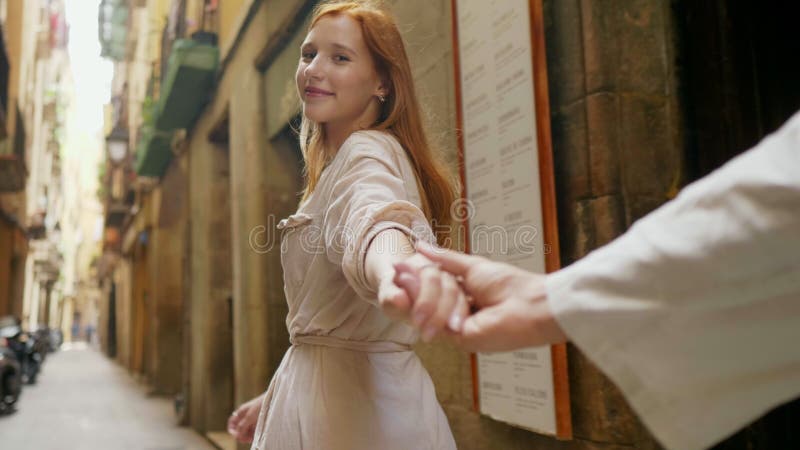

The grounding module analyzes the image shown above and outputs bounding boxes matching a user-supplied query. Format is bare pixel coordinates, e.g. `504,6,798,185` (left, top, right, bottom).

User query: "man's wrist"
526,273,568,344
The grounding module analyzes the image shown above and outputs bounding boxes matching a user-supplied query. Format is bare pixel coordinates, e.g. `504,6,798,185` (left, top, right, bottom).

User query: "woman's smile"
304,85,335,98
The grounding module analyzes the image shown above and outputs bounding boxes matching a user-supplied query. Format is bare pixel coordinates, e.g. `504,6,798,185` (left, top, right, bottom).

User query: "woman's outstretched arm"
365,229,468,341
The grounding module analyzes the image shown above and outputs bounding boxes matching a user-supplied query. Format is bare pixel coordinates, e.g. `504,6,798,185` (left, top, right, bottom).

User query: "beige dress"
251,130,457,450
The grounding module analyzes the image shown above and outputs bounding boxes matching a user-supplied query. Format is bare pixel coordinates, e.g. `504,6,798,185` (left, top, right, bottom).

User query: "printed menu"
455,0,557,435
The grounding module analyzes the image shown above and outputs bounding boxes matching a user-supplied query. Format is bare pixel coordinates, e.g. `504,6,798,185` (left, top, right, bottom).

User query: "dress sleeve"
323,133,436,302
546,111,800,450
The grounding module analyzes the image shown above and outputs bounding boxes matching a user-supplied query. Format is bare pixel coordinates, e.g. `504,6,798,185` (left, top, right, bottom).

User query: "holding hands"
388,241,567,352
389,251,471,342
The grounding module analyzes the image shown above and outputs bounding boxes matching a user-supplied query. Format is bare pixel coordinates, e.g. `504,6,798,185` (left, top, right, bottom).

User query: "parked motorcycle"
0,318,42,385
0,336,22,413
48,328,63,352
33,326,52,362
0,317,23,413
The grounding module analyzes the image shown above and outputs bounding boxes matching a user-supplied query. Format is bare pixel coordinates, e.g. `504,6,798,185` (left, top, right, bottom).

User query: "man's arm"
546,111,800,450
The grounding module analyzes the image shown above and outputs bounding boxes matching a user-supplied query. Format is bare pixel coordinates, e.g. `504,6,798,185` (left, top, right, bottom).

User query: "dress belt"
290,334,411,353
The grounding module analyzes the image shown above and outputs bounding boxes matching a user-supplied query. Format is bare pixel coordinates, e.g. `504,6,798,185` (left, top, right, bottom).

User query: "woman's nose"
304,57,323,80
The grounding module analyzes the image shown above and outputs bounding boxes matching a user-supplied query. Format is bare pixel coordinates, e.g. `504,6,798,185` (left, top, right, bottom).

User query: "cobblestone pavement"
0,342,216,450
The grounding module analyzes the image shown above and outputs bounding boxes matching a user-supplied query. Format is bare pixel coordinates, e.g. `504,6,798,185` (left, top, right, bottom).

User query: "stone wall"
187,121,236,432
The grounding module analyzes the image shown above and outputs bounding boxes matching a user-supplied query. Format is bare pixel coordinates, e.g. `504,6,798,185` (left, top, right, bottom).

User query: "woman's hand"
367,229,468,342
389,253,470,342
227,393,264,444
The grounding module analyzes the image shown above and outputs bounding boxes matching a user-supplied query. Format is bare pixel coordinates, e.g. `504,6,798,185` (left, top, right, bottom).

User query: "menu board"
452,0,571,438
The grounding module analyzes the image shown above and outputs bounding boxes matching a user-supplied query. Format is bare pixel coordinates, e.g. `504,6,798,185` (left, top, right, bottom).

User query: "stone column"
146,156,189,395
229,67,274,406
188,114,235,432
37,282,48,327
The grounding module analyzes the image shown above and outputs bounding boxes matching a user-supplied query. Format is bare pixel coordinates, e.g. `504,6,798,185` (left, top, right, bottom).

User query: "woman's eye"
333,54,350,62
301,51,315,61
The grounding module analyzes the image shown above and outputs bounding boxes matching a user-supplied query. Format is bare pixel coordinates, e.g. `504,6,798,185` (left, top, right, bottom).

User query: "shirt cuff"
343,201,435,302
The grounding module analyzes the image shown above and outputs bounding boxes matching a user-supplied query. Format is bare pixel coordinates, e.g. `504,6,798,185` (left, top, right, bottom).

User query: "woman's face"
296,14,385,133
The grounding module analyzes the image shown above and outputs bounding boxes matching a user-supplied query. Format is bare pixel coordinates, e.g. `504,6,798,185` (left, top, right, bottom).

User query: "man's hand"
227,393,264,444
394,242,567,352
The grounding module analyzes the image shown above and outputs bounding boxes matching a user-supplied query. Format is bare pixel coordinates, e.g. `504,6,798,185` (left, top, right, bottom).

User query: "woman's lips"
305,86,334,97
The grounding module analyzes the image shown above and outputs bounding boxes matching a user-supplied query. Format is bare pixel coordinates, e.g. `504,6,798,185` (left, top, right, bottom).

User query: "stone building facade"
0,0,87,340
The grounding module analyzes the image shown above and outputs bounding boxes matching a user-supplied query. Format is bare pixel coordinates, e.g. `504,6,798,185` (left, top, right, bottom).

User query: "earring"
378,94,386,103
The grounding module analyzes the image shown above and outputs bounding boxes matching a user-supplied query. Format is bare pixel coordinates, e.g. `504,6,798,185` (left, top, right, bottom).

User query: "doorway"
108,282,117,358
131,234,150,376
678,0,800,181
676,1,800,448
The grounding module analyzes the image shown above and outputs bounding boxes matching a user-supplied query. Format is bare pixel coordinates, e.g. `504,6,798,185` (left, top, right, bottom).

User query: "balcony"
134,126,173,177
31,239,61,283
98,0,129,61
0,140,25,191
155,37,219,131
27,210,46,240
105,200,130,227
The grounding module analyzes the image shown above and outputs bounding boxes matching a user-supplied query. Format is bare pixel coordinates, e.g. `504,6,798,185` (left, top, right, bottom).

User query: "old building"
0,0,34,322
0,0,86,340
96,1,800,449
20,0,71,333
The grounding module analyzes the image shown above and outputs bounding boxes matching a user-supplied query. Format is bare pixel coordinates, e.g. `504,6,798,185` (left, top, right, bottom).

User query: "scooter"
0,337,22,413
0,321,42,385
49,328,63,352
33,326,51,362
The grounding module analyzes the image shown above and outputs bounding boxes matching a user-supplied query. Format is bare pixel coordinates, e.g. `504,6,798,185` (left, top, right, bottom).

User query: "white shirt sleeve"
546,111,800,450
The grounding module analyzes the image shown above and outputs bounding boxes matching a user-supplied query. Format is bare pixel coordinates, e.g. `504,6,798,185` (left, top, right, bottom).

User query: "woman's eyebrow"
331,42,358,56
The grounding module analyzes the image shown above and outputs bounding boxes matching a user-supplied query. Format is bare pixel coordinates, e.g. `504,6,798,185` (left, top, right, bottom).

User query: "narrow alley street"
0,1,797,449
0,343,215,450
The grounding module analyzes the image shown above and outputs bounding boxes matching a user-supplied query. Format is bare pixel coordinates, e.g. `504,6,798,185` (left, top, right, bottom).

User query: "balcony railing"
155,36,219,131
98,0,129,60
27,210,46,240
134,125,173,177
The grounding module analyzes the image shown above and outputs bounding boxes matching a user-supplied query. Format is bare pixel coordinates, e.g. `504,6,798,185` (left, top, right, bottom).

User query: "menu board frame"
450,0,571,439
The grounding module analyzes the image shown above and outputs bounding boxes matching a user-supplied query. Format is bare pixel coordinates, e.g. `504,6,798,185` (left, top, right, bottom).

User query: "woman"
228,1,467,448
